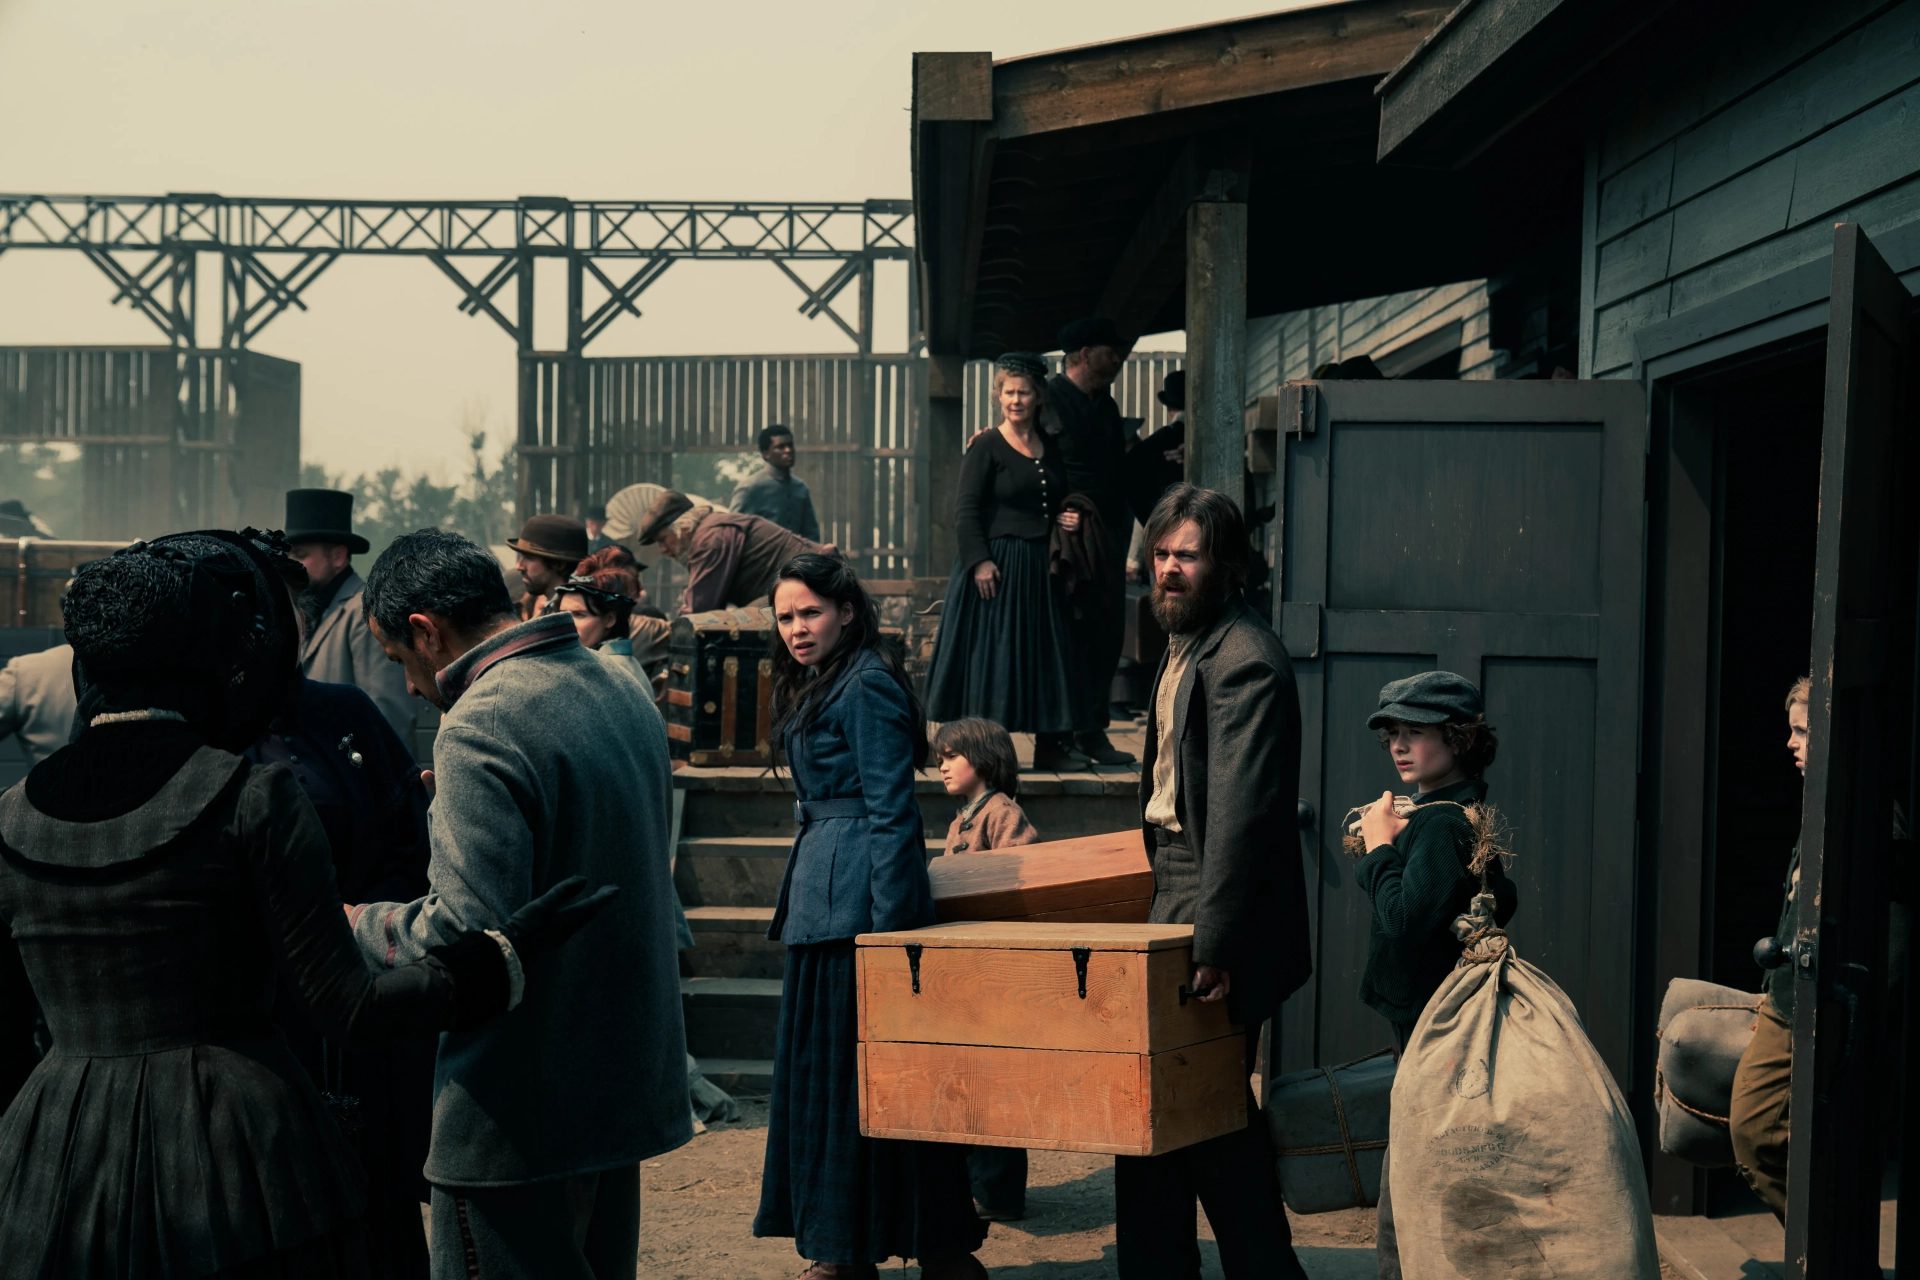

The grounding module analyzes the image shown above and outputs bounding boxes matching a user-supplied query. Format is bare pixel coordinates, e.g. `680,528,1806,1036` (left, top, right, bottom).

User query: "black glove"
426,877,620,1030
500,875,622,960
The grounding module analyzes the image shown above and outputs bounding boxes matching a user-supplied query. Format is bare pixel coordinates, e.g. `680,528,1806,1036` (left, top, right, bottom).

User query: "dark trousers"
1114,1027,1304,1280
1068,518,1130,730
428,1164,640,1280
967,1146,1028,1215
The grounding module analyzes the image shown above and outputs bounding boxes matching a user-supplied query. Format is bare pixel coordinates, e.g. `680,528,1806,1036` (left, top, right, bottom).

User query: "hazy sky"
0,0,1285,481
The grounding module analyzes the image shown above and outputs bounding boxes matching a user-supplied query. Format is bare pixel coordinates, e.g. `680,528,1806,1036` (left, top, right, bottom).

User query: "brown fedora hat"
634,490,694,547
507,513,589,564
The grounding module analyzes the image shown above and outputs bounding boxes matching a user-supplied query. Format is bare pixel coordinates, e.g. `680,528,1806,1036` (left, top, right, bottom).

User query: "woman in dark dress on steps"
925,351,1088,772
754,553,987,1280
0,530,613,1280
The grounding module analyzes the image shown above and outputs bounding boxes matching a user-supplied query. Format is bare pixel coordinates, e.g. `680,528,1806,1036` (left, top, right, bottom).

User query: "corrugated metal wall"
0,346,299,540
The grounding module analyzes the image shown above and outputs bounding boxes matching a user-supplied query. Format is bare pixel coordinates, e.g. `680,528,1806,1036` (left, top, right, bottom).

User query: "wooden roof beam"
992,0,1453,141
1097,132,1251,341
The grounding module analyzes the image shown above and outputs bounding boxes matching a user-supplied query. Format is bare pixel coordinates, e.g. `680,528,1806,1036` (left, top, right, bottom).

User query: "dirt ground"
635,1098,1380,1280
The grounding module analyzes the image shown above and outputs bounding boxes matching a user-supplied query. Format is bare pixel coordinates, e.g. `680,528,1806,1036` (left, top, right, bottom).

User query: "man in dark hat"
584,504,614,553
730,425,821,541
634,489,824,614
1049,316,1136,765
286,488,414,740
1124,371,1188,536
507,513,590,619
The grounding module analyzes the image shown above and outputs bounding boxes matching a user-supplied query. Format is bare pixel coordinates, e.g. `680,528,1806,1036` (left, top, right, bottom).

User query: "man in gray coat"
1120,484,1311,1280
729,424,820,541
0,642,77,767
285,488,415,741
351,528,691,1279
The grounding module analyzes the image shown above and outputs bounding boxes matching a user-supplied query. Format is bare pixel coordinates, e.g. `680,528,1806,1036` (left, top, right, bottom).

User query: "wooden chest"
856,922,1245,1156
664,607,775,765
928,830,1152,923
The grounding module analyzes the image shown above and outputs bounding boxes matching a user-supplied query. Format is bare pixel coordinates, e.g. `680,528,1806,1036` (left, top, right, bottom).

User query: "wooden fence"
0,346,299,540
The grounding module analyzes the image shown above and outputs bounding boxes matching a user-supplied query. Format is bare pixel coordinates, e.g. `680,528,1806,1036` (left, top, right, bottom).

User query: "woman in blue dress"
753,553,986,1280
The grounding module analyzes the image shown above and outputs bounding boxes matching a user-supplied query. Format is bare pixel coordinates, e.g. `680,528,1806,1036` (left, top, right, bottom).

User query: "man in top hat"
730,425,820,541
1049,316,1137,765
507,513,589,619
286,488,414,741
634,489,825,615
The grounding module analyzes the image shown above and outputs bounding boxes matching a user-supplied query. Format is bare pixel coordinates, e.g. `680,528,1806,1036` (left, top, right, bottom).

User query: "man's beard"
1150,575,1225,634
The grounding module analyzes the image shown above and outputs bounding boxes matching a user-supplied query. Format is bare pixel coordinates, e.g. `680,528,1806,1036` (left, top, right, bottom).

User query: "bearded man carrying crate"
1123,484,1312,1280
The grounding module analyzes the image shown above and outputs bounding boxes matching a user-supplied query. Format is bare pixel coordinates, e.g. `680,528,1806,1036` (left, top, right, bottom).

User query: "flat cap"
1367,670,1484,730
1057,316,1121,353
634,489,695,546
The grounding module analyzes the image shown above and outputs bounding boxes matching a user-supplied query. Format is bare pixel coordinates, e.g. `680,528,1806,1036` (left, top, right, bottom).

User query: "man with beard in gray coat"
351,529,691,1279
1119,484,1311,1280
286,488,415,742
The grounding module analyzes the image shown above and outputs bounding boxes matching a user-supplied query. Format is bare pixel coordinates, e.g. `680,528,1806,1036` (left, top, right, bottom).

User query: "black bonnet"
64,528,303,750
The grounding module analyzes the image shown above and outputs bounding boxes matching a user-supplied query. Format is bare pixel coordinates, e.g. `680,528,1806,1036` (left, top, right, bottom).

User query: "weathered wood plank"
914,51,994,121
1595,141,1675,244
858,1035,1245,1155
927,830,1152,922
1668,152,1797,276
992,0,1449,140
858,940,1231,1054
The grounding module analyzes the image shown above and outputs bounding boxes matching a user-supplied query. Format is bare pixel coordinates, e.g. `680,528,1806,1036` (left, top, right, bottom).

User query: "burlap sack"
1264,1048,1395,1213
1654,978,1762,1168
1390,900,1658,1279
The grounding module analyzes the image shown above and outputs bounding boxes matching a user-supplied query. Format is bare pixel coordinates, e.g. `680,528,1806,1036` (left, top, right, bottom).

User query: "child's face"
1787,701,1809,776
938,750,984,797
1381,721,1462,792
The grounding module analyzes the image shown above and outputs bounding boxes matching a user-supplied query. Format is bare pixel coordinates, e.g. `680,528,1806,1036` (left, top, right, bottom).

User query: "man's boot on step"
1077,729,1136,766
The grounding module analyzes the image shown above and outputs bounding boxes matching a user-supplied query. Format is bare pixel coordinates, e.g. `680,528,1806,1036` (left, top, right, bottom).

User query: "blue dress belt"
794,798,868,822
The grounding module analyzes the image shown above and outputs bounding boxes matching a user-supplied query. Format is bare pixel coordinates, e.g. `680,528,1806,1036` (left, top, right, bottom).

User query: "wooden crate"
856,922,1245,1156
928,830,1152,923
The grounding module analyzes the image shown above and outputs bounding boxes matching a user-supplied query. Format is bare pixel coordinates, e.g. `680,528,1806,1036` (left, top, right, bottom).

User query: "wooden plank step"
681,977,783,1061
683,907,784,979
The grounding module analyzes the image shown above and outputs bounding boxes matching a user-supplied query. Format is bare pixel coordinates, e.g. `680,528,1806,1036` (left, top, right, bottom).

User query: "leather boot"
1077,729,1136,766
1032,733,1092,773
918,1255,989,1280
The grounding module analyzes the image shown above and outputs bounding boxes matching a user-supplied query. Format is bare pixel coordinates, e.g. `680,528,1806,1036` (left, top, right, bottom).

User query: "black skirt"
924,534,1085,734
754,940,986,1265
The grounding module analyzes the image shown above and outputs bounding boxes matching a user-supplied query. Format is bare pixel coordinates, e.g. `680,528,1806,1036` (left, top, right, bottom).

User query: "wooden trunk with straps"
855,922,1246,1156
663,607,775,766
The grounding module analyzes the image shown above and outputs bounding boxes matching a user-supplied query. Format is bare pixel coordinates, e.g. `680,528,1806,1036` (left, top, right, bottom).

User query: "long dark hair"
767,553,926,768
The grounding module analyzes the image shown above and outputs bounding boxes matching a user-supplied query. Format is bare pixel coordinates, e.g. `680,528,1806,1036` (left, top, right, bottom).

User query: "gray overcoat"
302,570,415,742
348,613,692,1186
0,643,77,766
1139,594,1311,1028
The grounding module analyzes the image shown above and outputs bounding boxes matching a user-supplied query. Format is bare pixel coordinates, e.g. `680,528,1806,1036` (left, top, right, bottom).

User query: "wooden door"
1272,378,1648,1083
1785,223,1913,1278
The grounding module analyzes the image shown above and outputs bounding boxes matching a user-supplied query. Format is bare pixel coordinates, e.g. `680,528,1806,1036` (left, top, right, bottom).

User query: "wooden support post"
515,253,536,519
926,354,965,577
1184,201,1247,500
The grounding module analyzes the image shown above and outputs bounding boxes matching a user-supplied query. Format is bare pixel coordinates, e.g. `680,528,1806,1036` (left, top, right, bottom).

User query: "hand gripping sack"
1654,978,1762,1167
1390,896,1658,1279
1264,1048,1395,1213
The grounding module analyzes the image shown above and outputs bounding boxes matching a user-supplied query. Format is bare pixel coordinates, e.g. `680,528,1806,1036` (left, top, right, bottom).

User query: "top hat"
507,513,590,565
1157,371,1186,412
284,489,370,554
634,490,695,547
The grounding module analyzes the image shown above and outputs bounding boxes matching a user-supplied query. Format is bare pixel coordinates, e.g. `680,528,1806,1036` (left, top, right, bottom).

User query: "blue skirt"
753,940,986,1265
924,535,1085,734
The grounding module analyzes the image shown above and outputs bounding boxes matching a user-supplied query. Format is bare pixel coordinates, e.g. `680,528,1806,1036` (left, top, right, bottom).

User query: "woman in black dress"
0,530,612,1280
754,553,986,1280
926,351,1086,771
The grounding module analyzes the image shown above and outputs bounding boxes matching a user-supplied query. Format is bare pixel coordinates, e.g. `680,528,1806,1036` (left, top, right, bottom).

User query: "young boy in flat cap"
1354,670,1517,1279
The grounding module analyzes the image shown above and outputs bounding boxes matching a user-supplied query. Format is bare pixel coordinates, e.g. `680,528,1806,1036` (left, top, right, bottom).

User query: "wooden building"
913,0,1920,1265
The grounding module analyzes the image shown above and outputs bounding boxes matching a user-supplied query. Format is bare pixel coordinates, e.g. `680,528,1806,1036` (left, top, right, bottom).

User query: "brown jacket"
1139,593,1309,1028
942,790,1039,856
680,511,823,614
